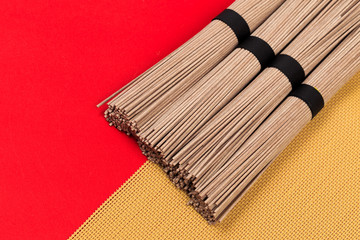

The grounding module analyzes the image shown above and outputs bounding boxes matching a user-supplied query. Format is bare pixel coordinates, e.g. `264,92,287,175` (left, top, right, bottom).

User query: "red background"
0,0,234,239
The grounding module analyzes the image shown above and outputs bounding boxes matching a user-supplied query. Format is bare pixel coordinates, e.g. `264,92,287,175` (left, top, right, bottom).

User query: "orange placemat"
70,72,360,239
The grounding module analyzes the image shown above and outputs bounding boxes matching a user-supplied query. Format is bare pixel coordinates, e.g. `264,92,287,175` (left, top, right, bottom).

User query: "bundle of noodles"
136,0,331,172
102,0,285,134
195,26,360,223
179,1,359,223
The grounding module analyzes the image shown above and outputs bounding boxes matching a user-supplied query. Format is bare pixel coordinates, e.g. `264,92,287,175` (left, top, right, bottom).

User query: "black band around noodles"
214,9,250,43
238,36,275,69
270,54,305,89
290,84,324,118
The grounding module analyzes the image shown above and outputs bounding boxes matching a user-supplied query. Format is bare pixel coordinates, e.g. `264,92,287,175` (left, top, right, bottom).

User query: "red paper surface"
0,0,234,239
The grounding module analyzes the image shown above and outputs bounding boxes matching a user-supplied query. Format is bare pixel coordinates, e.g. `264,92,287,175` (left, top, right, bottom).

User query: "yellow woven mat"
70,72,360,239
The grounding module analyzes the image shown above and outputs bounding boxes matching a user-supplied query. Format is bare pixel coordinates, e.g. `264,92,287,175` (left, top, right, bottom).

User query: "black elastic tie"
289,84,324,118
213,9,250,43
270,54,305,89
238,36,275,69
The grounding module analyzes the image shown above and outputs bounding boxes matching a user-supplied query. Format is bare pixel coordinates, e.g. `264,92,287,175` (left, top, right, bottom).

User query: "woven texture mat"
70,72,360,239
